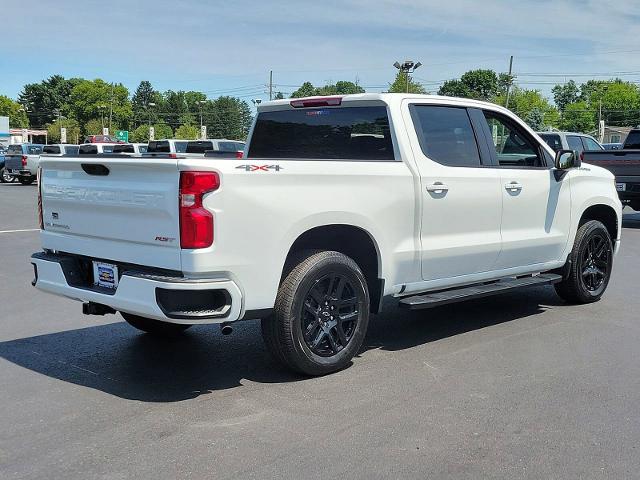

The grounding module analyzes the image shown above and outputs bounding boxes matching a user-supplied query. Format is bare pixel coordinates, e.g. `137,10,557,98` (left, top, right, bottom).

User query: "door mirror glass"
555,149,580,170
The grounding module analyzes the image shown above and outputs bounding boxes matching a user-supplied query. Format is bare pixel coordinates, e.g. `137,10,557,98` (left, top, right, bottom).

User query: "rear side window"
410,105,481,167
138,145,148,154
248,106,395,160
175,142,188,153
186,141,213,153
102,145,114,153
567,135,584,153
147,141,170,153
539,134,562,152
79,145,98,154
66,146,79,155
43,145,61,154
624,131,640,149
112,144,135,153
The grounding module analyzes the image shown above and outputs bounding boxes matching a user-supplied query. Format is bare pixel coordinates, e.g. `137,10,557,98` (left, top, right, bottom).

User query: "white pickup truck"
32,93,622,375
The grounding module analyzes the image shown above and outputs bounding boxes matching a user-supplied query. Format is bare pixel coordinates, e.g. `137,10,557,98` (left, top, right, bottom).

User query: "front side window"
410,105,481,167
483,112,543,167
566,135,584,153
249,106,395,160
539,133,562,152
582,136,602,151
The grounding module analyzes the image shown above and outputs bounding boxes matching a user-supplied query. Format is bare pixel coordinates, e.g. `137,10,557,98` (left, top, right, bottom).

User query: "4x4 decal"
235,164,283,172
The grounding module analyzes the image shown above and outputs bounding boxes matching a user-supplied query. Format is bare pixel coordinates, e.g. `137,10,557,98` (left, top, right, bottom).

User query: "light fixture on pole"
393,60,422,93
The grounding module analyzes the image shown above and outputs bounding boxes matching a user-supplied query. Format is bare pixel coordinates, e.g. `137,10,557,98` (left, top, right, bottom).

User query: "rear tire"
261,250,370,376
554,220,613,304
121,312,191,337
0,167,13,183
19,177,34,185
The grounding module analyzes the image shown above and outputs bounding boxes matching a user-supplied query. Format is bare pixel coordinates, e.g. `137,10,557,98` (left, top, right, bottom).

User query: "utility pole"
109,83,114,130
269,70,273,101
505,55,514,109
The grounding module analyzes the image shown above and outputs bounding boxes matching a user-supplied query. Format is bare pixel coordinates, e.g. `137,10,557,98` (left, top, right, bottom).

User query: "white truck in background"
32,93,622,375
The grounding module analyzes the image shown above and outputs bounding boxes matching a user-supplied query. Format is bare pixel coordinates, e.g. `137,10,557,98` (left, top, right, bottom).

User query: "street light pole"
393,60,422,93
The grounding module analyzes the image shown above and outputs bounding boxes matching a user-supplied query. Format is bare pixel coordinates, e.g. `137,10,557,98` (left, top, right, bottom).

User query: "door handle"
505,181,523,192
426,182,449,193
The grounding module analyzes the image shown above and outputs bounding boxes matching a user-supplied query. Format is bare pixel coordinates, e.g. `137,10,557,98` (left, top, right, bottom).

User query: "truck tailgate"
39,155,182,271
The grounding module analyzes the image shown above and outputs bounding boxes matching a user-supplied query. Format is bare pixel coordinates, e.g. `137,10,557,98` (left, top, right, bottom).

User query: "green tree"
204,96,252,139
47,118,81,143
290,82,316,98
131,81,156,113
18,75,81,127
84,118,104,135
524,108,545,130
174,124,200,140
152,123,174,140
130,124,151,143
68,79,132,134
552,80,579,112
438,69,499,100
495,87,560,129
561,101,596,132
388,71,426,94
0,95,29,127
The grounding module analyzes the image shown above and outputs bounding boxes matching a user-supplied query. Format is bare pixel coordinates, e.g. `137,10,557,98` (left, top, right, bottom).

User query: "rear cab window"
175,142,188,153
79,145,98,155
147,141,171,153
248,105,395,160
43,146,61,154
112,144,135,154
186,141,214,154
7,145,23,154
218,141,245,152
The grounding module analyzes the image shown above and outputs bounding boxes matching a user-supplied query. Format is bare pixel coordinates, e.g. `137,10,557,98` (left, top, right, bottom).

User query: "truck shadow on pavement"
0,287,564,403
622,210,640,229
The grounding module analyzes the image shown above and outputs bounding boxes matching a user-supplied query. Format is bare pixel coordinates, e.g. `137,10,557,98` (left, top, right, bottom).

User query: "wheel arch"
282,224,384,313
579,203,619,243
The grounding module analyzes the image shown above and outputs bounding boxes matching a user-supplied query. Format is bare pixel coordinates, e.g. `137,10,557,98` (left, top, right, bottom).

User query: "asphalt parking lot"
1,183,640,479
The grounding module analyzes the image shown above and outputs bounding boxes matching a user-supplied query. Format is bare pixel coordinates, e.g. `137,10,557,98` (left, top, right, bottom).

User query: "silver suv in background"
4,143,45,185
145,139,188,157
537,131,603,157
111,143,148,155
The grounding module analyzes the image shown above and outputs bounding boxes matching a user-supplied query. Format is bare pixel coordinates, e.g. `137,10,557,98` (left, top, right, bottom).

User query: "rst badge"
235,165,283,172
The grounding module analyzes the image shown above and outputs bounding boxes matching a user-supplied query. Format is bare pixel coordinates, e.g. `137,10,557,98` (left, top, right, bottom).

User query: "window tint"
138,145,148,153
175,141,188,153
539,133,562,152
102,145,114,153
112,144,135,153
566,135,584,153
624,130,640,149
8,145,22,154
27,145,43,155
79,145,98,154
249,106,395,160
410,106,481,167
186,141,214,154
147,141,170,153
483,112,543,167
582,136,602,151
43,145,61,154
66,146,79,155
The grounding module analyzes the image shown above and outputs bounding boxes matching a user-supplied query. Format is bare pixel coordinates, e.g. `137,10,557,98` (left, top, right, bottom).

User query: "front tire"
121,312,191,337
19,176,34,185
555,220,613,303
261,250,370,376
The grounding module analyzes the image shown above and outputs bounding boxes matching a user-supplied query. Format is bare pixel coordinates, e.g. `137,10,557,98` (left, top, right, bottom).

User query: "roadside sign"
102,127,109,136
60,127,67,144
149,126,155,141
115,130,129,142
200,125,207,140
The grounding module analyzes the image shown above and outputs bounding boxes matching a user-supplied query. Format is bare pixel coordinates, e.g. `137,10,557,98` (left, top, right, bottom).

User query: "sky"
2,0,640,103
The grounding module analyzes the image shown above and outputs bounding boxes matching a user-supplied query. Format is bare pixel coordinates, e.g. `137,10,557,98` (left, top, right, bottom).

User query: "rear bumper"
31,252,243,324
7,169,33,178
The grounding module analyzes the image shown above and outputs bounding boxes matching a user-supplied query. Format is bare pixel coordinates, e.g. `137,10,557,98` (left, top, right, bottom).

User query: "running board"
399,273,563,310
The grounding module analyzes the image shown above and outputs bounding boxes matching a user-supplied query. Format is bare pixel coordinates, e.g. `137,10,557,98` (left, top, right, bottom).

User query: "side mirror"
555,149,580,170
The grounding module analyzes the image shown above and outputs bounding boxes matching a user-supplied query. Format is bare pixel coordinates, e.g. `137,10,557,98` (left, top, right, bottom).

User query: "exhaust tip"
220,324,233,335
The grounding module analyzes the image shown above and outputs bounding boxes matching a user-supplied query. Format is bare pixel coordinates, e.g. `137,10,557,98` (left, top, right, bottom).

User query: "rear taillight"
235,150,244,159
179,171,220,249
169,153,177,158
37,167,43,229
21,155,27,167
